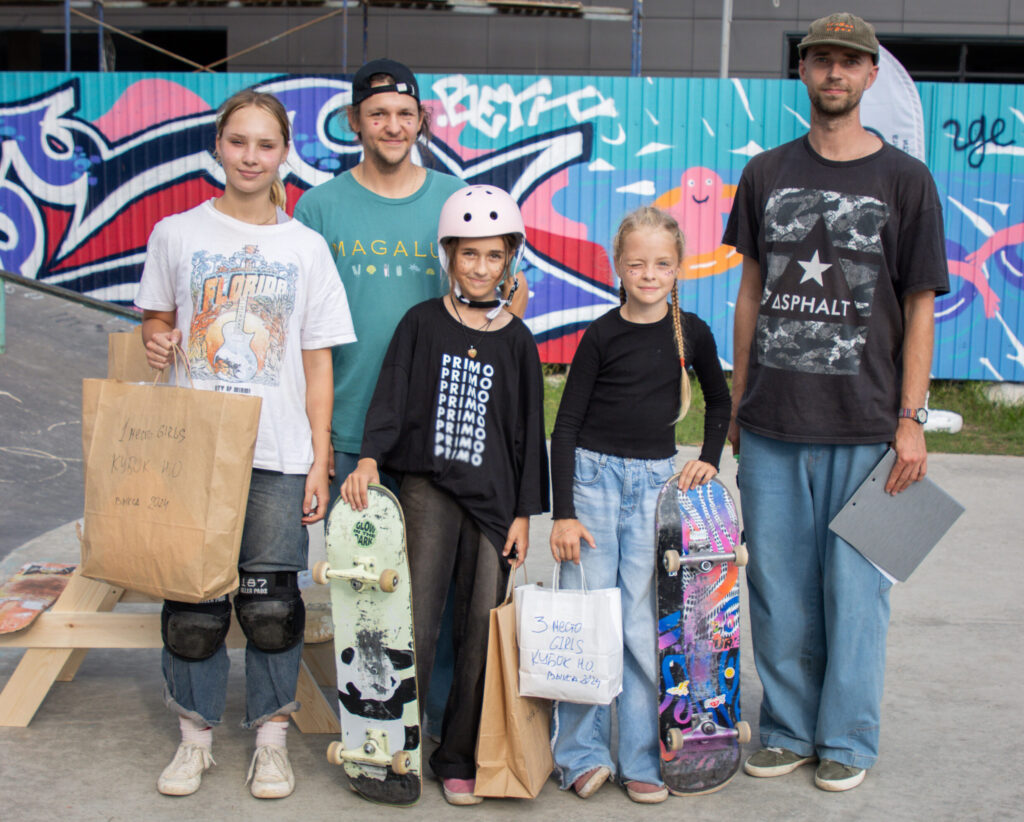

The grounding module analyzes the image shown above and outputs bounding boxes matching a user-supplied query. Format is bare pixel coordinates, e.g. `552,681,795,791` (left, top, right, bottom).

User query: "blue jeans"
162,469,309,728
737,429,891,770
551,448,676,788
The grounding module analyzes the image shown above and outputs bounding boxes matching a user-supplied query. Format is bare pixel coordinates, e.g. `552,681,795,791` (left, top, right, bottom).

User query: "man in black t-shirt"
722,12,949,793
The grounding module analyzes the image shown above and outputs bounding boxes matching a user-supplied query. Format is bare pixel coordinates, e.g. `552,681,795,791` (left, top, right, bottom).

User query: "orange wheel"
662,550,681,574
312,561,331,586
327,740,345,766
379,570,399,593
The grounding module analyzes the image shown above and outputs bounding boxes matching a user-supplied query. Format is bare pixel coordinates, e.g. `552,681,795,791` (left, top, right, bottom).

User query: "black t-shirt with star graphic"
723,136,950,444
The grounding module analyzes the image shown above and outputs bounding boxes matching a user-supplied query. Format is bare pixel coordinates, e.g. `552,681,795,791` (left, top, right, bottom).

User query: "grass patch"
542,371,1024,456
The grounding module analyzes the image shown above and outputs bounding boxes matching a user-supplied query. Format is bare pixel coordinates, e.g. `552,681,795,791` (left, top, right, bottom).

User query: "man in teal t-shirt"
294,58,465,481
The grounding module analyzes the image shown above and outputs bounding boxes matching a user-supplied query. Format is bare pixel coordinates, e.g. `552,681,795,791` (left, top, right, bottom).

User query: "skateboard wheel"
327,740,345,766
736,721,751,744
662,550,681,574
665,727,685,752
392,751,412,775
733,544,749,567
312,561,331,586
379,570,400,593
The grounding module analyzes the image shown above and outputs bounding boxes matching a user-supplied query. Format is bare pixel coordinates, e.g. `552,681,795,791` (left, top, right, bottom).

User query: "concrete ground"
1,279,1022,820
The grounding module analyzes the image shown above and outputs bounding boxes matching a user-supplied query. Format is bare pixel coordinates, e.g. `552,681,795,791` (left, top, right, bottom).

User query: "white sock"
179,715,212,749
256,719,288,749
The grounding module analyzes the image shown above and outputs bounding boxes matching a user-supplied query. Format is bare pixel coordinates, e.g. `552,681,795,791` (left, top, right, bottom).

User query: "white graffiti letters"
431,76,617,139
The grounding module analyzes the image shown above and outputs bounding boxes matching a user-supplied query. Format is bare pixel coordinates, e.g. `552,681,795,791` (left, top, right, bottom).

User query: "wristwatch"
898,407,928,424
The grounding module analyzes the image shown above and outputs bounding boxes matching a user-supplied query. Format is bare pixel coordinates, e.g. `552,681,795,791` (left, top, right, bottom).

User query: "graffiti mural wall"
1,71,1022,379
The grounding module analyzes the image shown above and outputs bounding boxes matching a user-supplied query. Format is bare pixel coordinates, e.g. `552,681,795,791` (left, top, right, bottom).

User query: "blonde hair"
612,205,691,420
215,89,290,209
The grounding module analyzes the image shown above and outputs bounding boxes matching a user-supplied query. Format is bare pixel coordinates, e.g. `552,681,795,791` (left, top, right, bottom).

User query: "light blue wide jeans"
737,429,891,770
162,469,309,728
551,447,676,788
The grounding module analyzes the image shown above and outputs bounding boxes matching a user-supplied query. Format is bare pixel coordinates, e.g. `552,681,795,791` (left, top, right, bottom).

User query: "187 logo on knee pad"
353,520,376,547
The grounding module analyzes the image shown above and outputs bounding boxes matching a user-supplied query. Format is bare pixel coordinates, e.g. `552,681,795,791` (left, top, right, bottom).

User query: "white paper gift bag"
515,564,623,705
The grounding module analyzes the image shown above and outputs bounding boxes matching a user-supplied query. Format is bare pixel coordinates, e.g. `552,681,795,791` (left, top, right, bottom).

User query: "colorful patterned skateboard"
314,485,420,805
655,477,750,795
0,563,77,634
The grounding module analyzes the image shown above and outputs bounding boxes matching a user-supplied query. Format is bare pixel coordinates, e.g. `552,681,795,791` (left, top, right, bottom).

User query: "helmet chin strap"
452,250,524,319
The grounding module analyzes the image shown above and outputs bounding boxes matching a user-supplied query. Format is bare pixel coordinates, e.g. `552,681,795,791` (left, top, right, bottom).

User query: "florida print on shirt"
757,187,889,375
187,244,297,385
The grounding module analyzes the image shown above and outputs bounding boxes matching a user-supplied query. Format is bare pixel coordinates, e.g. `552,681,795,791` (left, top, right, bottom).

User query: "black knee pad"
162,597,231,661
234,572,305,654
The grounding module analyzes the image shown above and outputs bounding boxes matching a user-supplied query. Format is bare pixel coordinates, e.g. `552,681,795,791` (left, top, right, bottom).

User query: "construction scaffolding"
47,0,638,76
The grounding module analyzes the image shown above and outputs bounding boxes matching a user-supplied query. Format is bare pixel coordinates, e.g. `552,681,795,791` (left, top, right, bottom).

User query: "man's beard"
810,86,864,118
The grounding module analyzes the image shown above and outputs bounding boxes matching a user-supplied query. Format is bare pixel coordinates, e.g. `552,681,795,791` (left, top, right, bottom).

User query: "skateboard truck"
327,729,412,775
664,714,752,751
312,559,400,593
662,544,749,574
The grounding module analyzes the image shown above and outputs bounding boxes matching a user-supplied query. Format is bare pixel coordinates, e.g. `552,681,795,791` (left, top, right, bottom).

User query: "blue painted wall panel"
1,71,1021,380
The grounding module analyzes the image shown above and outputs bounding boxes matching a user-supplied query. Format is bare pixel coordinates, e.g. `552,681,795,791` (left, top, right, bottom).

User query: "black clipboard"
828,449,964,582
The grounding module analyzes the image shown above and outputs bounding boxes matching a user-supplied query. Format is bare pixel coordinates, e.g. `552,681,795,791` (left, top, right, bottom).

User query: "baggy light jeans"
737,429,891,769
162,469,308,728
551,447,676,788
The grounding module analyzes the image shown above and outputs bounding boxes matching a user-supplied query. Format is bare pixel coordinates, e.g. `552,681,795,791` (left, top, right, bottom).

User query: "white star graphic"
797,250,832,287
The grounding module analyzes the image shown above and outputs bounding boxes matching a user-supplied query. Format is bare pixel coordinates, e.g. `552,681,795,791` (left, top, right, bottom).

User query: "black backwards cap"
351,58,420,105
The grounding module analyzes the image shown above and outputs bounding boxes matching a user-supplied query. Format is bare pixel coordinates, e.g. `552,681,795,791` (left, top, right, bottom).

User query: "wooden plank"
291,659,340,735
0,571,125,726
0,613,249,649
302,639,336,688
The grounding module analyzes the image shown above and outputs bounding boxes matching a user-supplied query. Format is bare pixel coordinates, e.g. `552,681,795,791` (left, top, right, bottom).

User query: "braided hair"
612,206,692,421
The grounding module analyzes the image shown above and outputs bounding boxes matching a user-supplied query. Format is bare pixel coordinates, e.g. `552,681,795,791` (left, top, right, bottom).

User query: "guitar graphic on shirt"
214,290,258,381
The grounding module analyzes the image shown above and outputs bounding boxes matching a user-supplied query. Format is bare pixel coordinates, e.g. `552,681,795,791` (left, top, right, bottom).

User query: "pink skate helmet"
437,185,526,310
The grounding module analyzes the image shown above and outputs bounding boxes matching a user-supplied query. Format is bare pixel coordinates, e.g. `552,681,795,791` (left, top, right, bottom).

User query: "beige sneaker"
157,743,215,796
247,744,295,799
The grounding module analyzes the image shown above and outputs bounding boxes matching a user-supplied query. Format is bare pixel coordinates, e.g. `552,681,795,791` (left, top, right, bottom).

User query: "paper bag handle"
552,561,588,594
153,342,194,388
503,561,530,604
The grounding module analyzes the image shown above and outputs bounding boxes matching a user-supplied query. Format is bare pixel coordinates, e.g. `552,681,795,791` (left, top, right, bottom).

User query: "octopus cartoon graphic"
653,167,740,279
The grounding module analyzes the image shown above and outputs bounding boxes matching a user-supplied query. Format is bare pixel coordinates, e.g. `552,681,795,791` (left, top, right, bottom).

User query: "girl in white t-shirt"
136,89,355,800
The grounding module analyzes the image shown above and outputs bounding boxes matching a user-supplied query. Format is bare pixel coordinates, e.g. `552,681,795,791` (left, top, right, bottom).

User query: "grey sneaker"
247,744,295,799
157,743,215,796
743,746,816,778
814,759,866,792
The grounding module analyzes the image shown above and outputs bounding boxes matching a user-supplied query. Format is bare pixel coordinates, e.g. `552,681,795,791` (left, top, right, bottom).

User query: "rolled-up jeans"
162,468,309,729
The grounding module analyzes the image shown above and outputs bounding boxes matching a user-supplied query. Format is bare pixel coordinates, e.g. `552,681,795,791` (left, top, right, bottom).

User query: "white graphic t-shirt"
136,200,357,473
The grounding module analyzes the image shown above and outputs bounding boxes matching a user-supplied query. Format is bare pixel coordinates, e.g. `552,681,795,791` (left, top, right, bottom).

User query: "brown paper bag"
475,571,553,798
80,375,261,602
107,327,166,383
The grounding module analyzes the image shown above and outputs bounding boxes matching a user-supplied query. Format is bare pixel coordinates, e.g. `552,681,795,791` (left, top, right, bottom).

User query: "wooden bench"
0,568,339,732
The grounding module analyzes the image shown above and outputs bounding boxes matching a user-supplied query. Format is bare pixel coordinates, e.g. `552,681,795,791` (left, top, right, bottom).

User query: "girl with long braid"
548,205,731,803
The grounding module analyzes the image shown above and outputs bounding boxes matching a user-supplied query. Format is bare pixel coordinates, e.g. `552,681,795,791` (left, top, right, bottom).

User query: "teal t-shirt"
294,168,466,453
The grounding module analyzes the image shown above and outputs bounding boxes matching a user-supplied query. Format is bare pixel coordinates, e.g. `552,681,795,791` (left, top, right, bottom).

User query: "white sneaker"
157,743,215,796
247,744,295,799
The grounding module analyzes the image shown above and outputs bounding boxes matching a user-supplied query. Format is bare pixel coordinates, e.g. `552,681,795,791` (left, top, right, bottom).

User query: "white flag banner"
861,44,926,162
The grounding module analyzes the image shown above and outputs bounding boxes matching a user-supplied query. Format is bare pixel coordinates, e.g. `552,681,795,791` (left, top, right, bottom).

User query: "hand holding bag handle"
516,559,624,705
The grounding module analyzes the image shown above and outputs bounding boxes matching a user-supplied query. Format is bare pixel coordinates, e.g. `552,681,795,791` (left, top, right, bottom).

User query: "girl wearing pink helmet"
340,184,549,805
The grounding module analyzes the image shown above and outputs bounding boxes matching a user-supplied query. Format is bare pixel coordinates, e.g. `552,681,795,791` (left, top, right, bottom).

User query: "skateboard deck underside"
0,563,77,634
656,479,743,795
325,486,421,805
